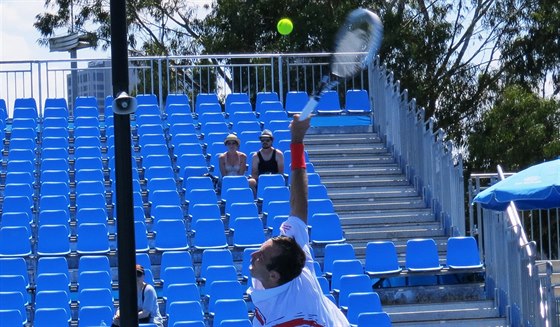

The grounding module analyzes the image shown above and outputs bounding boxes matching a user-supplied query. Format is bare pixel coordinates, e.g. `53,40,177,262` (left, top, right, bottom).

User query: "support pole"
110,0,138,326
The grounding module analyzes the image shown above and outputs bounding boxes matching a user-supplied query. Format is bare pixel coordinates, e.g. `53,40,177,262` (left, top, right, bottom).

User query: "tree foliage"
33,0,560,171
467,85,560,172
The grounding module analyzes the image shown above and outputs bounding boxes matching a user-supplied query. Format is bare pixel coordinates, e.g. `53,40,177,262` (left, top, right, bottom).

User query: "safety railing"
0,53,368,116
469,168,557,326
369,58,465,236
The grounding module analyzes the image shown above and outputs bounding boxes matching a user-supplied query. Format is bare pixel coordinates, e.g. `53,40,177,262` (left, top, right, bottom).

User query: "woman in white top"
219,134,248,177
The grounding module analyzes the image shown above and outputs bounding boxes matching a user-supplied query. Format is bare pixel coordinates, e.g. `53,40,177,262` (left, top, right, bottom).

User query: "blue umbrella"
473,158,560,211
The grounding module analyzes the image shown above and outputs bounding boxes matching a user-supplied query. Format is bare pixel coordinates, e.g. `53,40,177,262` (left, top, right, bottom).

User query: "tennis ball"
277,18,293,35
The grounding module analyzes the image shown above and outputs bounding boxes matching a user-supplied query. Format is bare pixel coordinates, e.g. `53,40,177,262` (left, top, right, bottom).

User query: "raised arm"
289,114,310,224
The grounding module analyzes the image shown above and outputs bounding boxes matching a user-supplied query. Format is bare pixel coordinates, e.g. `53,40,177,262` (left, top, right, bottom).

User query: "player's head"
250,236,306,287
259,129,274,149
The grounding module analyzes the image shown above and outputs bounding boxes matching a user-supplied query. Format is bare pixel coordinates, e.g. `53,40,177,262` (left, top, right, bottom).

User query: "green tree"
467,85,560,172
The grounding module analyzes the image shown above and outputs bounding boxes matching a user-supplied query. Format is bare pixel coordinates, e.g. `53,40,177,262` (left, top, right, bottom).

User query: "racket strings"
331,27,373,78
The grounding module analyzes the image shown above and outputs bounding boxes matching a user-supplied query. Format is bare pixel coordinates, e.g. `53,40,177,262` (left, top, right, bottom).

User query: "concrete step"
339,209,435,225
334,198,427,211
316,166,403,177
323,177,410,188
310,155,395,167
329,188,419,201
385,300,500,323
392,317,507,326
306,145,388,156
343,223,445,241
305,134,382,145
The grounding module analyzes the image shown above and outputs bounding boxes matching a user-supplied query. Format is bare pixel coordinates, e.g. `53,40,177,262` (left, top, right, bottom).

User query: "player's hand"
290,114,311,143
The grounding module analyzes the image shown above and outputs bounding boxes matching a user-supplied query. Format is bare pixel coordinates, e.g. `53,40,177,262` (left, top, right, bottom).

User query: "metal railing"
369,58,465,236
0,53,369,116
469,167,557,326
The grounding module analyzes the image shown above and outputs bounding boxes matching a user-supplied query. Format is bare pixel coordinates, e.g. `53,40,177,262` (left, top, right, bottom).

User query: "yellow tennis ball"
277,18,293,35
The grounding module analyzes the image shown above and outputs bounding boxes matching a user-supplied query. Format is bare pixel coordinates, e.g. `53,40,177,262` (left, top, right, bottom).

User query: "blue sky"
0,0,107,61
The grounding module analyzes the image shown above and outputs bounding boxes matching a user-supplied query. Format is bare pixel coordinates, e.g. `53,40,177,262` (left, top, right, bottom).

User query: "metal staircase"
305,127,508,326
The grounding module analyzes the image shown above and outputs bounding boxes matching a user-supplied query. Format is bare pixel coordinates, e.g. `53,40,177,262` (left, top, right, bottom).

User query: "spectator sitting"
248,129,284,193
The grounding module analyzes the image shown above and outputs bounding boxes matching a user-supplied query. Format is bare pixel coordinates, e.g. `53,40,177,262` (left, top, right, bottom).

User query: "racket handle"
299,98,318,121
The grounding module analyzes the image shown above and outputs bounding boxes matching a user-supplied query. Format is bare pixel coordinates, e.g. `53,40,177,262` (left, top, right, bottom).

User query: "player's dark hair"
266,236,306,285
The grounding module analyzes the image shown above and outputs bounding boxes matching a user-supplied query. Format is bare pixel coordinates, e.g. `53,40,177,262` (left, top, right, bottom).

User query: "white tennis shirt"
247,216,350,327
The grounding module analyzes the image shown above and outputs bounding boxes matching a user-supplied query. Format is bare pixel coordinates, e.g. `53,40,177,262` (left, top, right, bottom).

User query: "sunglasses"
260,138,272,143
225,141,237,145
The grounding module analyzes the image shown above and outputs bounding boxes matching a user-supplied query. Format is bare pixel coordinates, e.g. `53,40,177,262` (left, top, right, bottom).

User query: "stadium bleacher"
0,90,484,326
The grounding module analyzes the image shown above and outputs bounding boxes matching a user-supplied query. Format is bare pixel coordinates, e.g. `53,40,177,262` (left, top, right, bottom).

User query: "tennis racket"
299,8,383,120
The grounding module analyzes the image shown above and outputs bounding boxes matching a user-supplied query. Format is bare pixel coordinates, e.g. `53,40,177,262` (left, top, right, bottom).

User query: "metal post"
70,49,78,115
110,0,138,326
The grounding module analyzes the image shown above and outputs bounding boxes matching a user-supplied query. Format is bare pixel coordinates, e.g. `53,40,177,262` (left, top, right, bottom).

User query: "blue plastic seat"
192,219,228,250
34,307,71,326
78,288,114,308
169,123,198,136
37,224,71,256
154,219,189,251
183,176,214,194
226,101,253,115
345,89,371,113
199,112,226,126
134,221,150,252
338,274,372,309
177,153,208,177
39,180,69,200
78,270,112,292
195,93,220,113
323,243,356,277
74,156,103,171
308,184,329,200
168,112,195,126
188,203,221,226
225,93,250,111
167,300,205,327
200,249,235,278
161,266,196,298
174,142,204,157
260,186,289,214
201,122,229,136
161,251,194,273
357,311,392,327
76,223,110,254
0,286,28,310
151,205,183,224
256,174,285,201
233,121,261,134
207,280,244,314
331,259,365,292
213,299,249,327
37,257,70,281
0,309,24,326
202,265,238,293
35,272,70,296
78,305,114,327
138,123,165,136
307,198,335,222
405,238,443,272
79,256,111,276
232,217,265,248
255,91,280,111
165,283,200,311
170,133,199,148
0,226,32,257
445,236,483,270
316,90,343,114
136,113,163,127
186,189,218,207
223,187,254,213
346,292,383,325
284,91,308,115
227,202,259,231
0,212,31,237
34,290,71,322
0,257,29,288
148,189,181,208
263,200,290,226
309,213,346,244
365,241,403,278
4,183,34,197
229,111,258,126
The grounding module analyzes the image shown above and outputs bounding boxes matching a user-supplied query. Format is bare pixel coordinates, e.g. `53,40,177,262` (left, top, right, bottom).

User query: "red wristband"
290,143,306,170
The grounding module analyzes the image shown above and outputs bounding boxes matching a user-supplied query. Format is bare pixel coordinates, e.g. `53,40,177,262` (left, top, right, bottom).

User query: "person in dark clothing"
248,129,285,194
